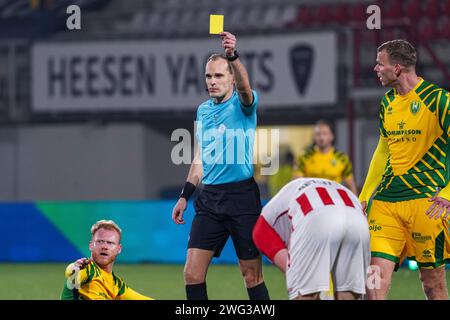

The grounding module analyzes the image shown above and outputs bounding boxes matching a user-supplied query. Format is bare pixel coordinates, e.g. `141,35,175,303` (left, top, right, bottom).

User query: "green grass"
0,263,447,300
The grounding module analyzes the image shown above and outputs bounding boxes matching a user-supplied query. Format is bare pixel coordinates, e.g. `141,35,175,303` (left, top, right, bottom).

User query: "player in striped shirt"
61,220,153,300
359,39,450,300
253,178,370,300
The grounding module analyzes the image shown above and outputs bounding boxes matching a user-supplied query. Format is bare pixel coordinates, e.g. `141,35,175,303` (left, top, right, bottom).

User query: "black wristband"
180,181,196,200
226,50,239,61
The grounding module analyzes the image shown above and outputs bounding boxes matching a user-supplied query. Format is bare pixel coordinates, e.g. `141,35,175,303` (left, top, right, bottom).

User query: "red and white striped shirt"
253,178,363,261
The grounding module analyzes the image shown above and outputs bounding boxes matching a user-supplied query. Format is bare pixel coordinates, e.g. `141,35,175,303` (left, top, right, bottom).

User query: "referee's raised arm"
220,32,253,106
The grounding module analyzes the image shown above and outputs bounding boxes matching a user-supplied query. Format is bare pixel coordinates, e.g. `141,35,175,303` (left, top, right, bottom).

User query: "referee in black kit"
171,31,269,300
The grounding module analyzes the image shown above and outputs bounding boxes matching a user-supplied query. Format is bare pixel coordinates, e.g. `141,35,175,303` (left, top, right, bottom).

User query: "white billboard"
32,32,337,112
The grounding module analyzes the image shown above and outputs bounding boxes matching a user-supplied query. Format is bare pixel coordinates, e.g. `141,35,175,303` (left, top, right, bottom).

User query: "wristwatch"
226,50,239,61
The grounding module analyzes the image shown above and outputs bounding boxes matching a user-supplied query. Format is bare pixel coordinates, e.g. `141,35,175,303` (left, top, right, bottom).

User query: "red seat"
443,0,450,16
296,6,314,27
438,18,450,39
385,1,403,19
418,19,438,41
350,3,366,21
334,4,348,24
424,0,439,18
316,4,333,25
405,0,421,19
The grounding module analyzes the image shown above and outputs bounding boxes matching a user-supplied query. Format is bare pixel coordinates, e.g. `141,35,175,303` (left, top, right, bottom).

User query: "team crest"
410,101,421,114
331,159,337,166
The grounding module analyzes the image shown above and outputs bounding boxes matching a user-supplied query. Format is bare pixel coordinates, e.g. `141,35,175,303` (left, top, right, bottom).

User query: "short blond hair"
378,39,417,67
91,220,122,242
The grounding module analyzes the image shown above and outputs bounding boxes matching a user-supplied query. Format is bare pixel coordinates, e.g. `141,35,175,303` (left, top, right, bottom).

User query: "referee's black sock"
186,283,208,300
247,282,270,300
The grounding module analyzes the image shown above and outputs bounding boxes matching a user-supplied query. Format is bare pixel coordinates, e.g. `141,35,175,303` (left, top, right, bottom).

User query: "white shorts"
286,205,370,300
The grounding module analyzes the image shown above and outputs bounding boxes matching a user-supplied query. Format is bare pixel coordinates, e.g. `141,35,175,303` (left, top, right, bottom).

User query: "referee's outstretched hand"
220,31,236,57
172,198,187,225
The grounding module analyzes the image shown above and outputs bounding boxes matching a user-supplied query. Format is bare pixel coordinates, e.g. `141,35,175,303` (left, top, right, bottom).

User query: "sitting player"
61,219,153,300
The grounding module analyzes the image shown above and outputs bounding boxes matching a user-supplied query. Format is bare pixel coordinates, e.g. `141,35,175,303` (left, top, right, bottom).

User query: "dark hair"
206,53,233,74
315,119,333,132
377,39,417,67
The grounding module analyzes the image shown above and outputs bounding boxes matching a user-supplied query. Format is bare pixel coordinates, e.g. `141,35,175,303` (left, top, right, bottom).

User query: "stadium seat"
381,29,396,43
1,0,28,18
187,0,205,8
418,19,438,41
190,9,210,35
281,4,299,28
247,6,264,31
296,6,314,27
228,6,246,32
384,0,403,19
198,0,214,8
444,0,450,16
127,11,147,33
438,17,450,39
316,4,333,25
405,0,421,19
423,0,439,18
261,5,281,30
334,3,349,24
177,9,196,36
349,3,366,22
147,11,164,36
160,10,180,37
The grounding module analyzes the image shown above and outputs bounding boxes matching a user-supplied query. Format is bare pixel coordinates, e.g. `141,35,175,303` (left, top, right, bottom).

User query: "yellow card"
209,14,224,34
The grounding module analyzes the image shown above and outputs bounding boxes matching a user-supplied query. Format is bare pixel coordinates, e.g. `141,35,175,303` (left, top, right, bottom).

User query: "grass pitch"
0,263,445,300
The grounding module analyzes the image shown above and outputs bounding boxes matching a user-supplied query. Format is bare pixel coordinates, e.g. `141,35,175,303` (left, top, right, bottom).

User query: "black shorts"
188,177,263,260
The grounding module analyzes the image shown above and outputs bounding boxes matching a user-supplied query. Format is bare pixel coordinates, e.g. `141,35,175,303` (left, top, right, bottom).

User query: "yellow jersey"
61,260,153,300
374,78,450,201
296,146,354,183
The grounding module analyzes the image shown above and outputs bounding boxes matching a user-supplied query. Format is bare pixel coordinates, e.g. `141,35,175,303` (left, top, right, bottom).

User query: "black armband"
180,181,196,200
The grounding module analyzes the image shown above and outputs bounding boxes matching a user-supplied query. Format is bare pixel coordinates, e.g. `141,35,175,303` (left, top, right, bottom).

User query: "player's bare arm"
220,32,253,106
172,147,203,225
273,249,288,274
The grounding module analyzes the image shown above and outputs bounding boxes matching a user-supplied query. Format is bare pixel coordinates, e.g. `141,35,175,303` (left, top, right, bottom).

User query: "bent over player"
253,178,370,300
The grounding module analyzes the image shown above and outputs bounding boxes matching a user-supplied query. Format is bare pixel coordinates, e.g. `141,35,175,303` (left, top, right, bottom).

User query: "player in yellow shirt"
359,39,450,300
295,120,357,195
294,120,357,300
61,220,153,300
